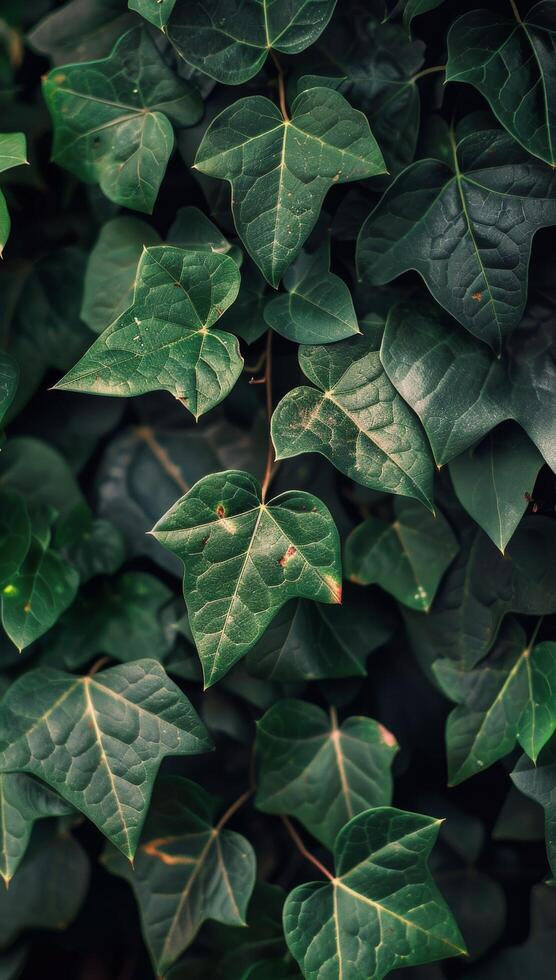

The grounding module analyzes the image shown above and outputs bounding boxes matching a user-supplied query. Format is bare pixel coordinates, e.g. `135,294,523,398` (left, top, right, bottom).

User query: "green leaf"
28,0,137,64
0,491,31,590
0,773,72,885
167,0,338,85
152,470,342,687
55,246,243,419
130,0,176,28
0,353,18,427
0,437,84,516
0,660,212,858
468,883,556,980
168,205,241,263
357,120,556,352
256,700,398,848
81,216,162,334
447,3,556,167
195,88,386,286
435,618,556,784
263,239,359,344
0,133,27,255
103,775,256,975
345,498,458,611
43,27,202,212
246,591,393,681
55,509,126,583
403,0,446,33
284,807,467,979
380,300,556,470
271,323,434,508
449,425,544,553
219,257,269,344
512,738,556,878
0,822,90,948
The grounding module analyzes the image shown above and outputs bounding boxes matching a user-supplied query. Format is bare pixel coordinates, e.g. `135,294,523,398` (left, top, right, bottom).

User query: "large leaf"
0,773,72,885
447,3,556,166
104,775,256,975
512,738,556,878
195,88,385,286
55,247,243,419
284,807,467,979
357,119,556,352
43,28,202,212
271,323,434,508
0,660,211,858
0,133,27,254
345,498,458,611
167,0,338,85
256,700,398,848
152,470,342,687
449,425,544,553
28,0,137,63
380,301,556,470
435,617,556,785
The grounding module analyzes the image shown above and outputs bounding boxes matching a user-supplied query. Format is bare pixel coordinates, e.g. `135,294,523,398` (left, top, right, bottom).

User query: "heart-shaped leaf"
284,807,467,979
256,700,398,848
0,660,212,858
104,775,256,975
43,27,202,212
55,246,243,419
357,119,556,351
271,323,434,508
195,88,385,286
167,0,338,84
152,470,342,687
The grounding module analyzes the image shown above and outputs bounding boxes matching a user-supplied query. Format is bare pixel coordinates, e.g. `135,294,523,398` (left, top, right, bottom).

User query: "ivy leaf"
512,738,556,878
0,437,84,517
447,4,556,167
380,301,556,470
345,498,458,611
219,257,269,344
28,0,137,64
271,323,434,508
0,353,18,426
55,247,243,420
152,470,342,687
284,807,467,979
357,119,556,352
168,205,241,263
194,88,386,286
256,700,398,848
103,775,256,975
435,618,556,785
0,491,31,590
55,507,126,583
246,590,393,681
403,0,446,33
263,239,359,344
0,133,27,254
130,0,176,28
449,425,544,553
0,660,212,858
167,0,338,85
0,773,73,885
43,28,202,212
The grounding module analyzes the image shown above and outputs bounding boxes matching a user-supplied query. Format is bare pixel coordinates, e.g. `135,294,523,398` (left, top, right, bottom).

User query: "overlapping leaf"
512,738,556,878
358,119,556,351
0,354,18,426
0,773,72,885
55,246,243,419
195,87,385,286
167,0,338,84
130,0,176,28
104,776,255,974
272,323,434,507
284,807,467,979
0,133,27,254
0,660,211,858
152,470,342,686
256,700,398,847
345,498,458,611
43,28,202,212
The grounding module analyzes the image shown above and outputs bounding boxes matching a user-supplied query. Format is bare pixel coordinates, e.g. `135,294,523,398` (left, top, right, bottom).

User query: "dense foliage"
0,0,555,977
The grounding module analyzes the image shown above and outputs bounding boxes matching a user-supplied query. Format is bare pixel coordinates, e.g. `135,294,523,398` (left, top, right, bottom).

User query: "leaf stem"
270,49,289,121
216,788,253,831
261,329,275,502
527,616,544,652
244,349,268,374
88,656,109,677
508,0,522,23
329,705,339,730
282,816,334,880
412,65,446,83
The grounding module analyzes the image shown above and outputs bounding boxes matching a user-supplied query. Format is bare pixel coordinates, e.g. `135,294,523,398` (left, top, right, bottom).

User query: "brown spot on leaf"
278,545,297,567
378,724,397,748
23,602,31,614
471,291,482,302
216,505,225,518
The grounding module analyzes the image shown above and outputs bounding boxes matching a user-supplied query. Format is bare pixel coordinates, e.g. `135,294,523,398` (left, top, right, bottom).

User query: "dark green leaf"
28,0,137,63
0,773,72,885
130,0,176,28
0,354,18,426
0,133,27,255
0,491,30,590
512,738,556,879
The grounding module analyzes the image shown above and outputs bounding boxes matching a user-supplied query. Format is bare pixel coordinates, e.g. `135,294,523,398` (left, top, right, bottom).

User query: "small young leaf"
195,88,385,286
0,660,212,858
152,470,342,687
284,807,467,979
345,498,458,611
43,28,202,212
256,700,398,848
0,773,73,885
55,247,243,419
272,324,434,508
